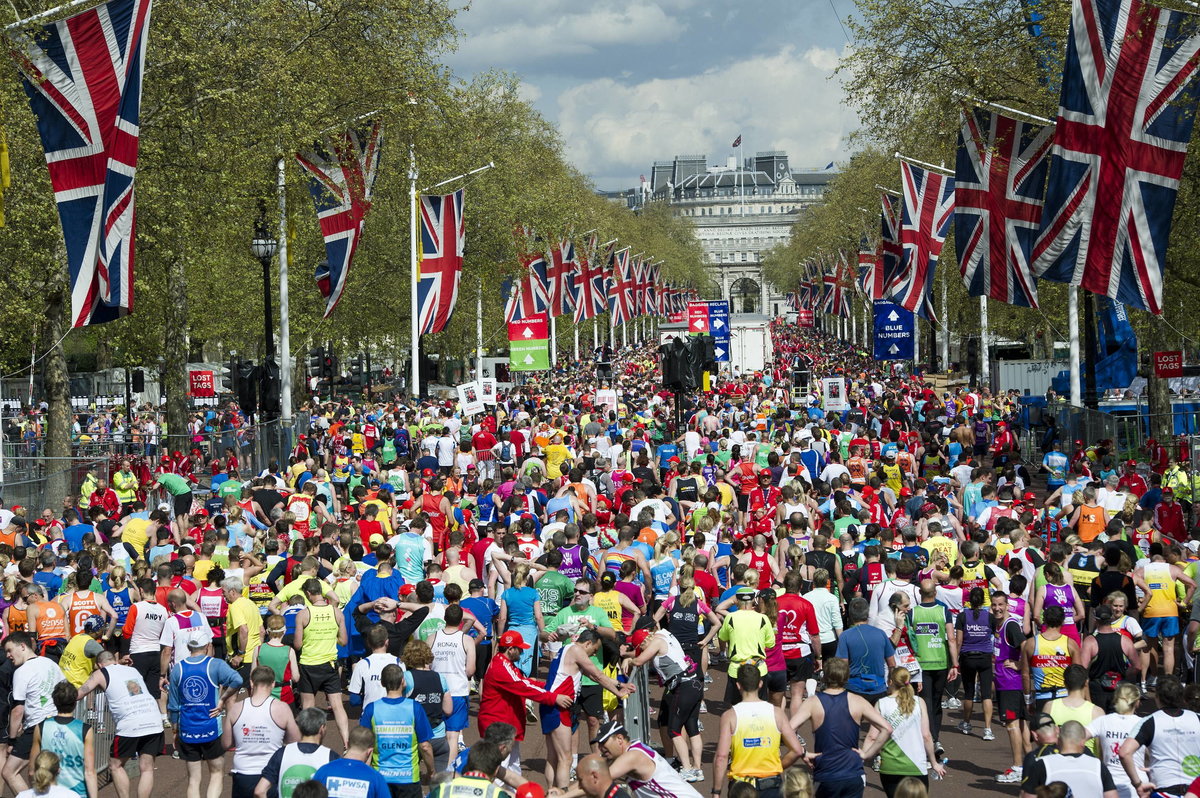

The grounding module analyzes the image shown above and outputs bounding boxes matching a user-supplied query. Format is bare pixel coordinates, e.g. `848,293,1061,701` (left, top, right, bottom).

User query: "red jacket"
477,653,557,740
90,489,120,517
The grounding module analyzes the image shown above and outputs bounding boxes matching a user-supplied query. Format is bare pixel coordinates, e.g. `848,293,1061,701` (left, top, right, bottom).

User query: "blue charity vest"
39,718,87,797
178,657,221,743
368,697,421,783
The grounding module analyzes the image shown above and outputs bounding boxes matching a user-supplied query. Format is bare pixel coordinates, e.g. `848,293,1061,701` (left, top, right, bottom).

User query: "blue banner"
873,299,914,360
709,300,730,362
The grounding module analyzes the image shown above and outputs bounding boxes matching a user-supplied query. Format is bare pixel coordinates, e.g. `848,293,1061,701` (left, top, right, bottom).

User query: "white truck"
728,316,770,374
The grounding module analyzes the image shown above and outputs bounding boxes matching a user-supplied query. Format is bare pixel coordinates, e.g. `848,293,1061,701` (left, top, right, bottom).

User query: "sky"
443,0,859,191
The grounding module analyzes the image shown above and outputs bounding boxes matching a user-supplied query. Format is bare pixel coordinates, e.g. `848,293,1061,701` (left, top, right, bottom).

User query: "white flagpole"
574,327,580,363
277,157,292,424
914,317,921,366
549,315,557,367
476,278,484,381
941,276,949,371
1068,286,1082,406
980,295,990,390
409,139,420,399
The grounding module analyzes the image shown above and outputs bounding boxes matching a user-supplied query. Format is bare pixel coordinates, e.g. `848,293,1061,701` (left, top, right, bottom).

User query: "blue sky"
444,0,859,190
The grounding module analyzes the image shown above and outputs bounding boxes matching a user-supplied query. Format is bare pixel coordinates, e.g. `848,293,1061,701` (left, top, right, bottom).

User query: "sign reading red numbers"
189,370,215,397
1154,350,1184,378
797,310,814,328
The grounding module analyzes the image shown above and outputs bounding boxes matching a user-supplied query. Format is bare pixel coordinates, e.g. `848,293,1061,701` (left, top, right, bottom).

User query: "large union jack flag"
297,121,384,318
955,108,1050,308
889,162,954,320
573,234,606,323
879,193,905,291
504,250,549,324
416,189,465,334
786,291,801,311
1031,0,1200,314
858,248,886,300
823,256,852,317
12,0,152,327
546,238,578,318
607,246,635,324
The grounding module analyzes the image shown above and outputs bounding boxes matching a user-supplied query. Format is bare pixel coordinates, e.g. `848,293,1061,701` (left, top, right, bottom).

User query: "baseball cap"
629,628,652,651
422,468,435,477
1093,604,1115,624
369,533,385,546
1163,487,1175,497
735,589,756,601
185,631,210,650
1126,459,1137,467
497,630,531,650
1031,712,1056,731
399,584,415,597
1187,540,1200,553
591,720,628,745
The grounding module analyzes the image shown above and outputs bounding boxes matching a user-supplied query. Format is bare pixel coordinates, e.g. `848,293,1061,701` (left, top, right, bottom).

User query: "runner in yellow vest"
59,618,106,687
293,577,349,748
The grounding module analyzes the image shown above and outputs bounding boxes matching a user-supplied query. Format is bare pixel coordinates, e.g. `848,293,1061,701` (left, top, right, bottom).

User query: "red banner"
1154,350,1183,378
507,312,549,342
797,309,814,328
687,302,709,333
189,370,215,397
668,310,685,324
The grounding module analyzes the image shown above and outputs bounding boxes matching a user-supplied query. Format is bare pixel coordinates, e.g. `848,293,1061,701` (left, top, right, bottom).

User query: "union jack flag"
12,0,152,327
786,291,801,311
798,280,816,311
546,238,578,318
890,162,954,320
954,108,1050,308
504,250,549,323
879,193,905,291
607,246,635,324
573,234,606,323
858,248,885,300
297,121,384,318
1031,0,1200,314
415,189,465,334
823,256,852,317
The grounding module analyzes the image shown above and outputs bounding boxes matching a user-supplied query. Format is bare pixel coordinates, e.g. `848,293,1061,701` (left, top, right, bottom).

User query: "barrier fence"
0,420,299,511
75,691,115,786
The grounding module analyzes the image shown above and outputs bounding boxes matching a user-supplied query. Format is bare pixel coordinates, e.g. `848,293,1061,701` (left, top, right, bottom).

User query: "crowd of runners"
0,321,1196,798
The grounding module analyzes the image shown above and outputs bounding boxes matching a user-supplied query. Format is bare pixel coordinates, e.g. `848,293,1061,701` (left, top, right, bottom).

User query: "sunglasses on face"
574,589,591,596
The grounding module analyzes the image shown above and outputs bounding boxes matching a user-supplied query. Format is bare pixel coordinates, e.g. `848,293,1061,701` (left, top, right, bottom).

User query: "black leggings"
881,773,928,798
960,651,994,701
660,676,702,736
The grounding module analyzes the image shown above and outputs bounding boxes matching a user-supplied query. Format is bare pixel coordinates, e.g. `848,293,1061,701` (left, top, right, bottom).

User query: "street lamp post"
251,215,278,419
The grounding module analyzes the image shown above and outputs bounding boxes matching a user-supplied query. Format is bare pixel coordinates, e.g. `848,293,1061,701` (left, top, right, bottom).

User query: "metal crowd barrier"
74,690,115,786
624,662,652,745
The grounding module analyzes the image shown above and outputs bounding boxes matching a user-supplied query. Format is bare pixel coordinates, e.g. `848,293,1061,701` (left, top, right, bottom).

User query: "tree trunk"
163,255,189,444
43,283,71,509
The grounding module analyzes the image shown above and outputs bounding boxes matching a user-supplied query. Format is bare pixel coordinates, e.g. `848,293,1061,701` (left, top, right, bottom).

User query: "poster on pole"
596,388,618,412
188,370,215,397
456,381,485,415
797,309,814,328
479,377,497,405
873,300,914,361
821,377,848,412
508,312,550,371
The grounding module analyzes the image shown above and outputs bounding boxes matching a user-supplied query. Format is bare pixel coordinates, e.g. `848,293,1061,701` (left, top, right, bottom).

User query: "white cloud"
450,1,694,70
556,45,856,187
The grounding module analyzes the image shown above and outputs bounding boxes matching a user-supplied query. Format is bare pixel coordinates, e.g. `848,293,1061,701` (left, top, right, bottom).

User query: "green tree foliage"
764,0,1200,364
0,0,707,432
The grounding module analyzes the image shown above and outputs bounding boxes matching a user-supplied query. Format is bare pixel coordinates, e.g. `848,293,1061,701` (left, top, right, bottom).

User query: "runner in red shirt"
776,570,821,715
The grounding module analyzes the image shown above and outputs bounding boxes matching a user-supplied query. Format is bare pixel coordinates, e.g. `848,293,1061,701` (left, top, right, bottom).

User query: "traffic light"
259,359,281,415
348,354,365,390
237,361,258,413
307,346,325,379
222,358,241,395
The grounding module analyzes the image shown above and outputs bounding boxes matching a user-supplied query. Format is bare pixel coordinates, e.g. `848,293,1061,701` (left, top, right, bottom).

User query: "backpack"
500,442,512,462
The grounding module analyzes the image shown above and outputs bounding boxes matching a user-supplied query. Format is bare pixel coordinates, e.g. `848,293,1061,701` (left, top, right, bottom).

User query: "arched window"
731,277,760,313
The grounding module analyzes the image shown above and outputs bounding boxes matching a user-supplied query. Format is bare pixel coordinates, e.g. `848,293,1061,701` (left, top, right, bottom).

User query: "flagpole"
940,274,949,372
409,136,420,400
979,295,990,390
574,327,580,363
1068,286,1082,406
476,277,484,381
913,317,921,369
894,152,954,177
277,157,292,424
549,315,557,367
5,0,95,30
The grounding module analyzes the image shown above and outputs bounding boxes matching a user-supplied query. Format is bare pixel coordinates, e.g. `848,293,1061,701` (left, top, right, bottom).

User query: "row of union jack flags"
504,231,696,324
849,0,1200,317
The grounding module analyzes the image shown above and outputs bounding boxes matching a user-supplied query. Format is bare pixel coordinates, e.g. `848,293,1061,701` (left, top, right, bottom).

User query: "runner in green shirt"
541,579,615,687
534,553,574,617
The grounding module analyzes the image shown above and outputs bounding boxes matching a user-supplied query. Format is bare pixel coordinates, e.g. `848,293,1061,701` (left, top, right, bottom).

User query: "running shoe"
957,720,973,736
935,743,947,764
684,769,704,783
996,767,1023,784
944,696,962,710
982,727,995,741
